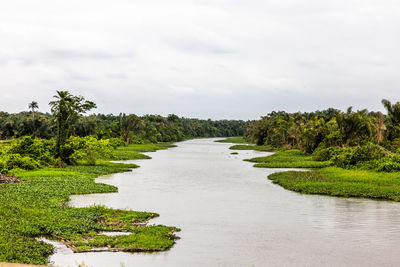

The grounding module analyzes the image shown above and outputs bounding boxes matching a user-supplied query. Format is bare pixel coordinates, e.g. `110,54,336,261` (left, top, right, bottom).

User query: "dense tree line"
0,90,246,173
245,100,400,154
0,106,246,143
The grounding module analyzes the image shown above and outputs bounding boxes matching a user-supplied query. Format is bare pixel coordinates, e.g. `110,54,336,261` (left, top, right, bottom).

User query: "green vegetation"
0,105,246,143
229,144,274,151
0,135,119,174
0,91,251,265
246,150,332,168
269,167,400,201
49,91,96,161
215,137,247,143
112,143,176,160
231,152,239,155
0,154,179,265
244,99,400,201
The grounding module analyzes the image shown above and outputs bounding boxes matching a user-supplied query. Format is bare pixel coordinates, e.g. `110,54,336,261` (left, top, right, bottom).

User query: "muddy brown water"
50,139,400,267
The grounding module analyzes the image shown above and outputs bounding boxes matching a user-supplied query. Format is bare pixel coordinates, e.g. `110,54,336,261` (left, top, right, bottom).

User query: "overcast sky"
0,0,399,119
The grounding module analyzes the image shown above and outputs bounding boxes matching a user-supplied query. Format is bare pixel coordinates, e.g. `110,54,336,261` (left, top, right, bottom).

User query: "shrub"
312,147,335,161
9,136,56,166
5,154,40,170
330,143,389,169
330,148,355,168
369,154,400,172
0,158,8,174
108,138,126,149
351,143,388,162
65,136,113,165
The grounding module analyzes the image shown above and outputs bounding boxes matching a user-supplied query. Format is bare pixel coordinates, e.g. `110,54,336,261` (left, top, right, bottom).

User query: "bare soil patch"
0,173,20,184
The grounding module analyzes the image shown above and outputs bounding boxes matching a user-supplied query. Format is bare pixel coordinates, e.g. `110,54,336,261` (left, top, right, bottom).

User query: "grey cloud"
0,0,399,119
168,37,234,54
107,73,129,80
45,50,135,60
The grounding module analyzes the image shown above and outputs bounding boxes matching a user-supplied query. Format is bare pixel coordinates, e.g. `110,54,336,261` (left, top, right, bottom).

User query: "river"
50,139,400,266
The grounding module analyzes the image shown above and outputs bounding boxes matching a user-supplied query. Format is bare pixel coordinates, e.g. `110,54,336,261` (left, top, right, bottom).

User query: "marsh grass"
246,150,331,168
268,167,400,201
112,143,176,160
229,144,274,151
0,144,179,265
215,137,247,144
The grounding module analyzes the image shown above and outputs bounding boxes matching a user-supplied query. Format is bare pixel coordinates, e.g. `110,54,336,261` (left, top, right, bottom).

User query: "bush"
330,143,388,169
312,147,335,161
368,154,400,172
0,158,9,174
5,154,40,170
65,136,113,165
108,138,126,149
1,136,121,169
351,143,388,162
9,136,56,166
331,148,355,168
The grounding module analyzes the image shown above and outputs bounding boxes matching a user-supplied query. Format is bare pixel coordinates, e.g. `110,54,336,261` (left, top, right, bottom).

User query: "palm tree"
49,91,96,159
28,101,39,137
28,101,39,121
336,108,375,145
381,99,400,141
376,112,386,144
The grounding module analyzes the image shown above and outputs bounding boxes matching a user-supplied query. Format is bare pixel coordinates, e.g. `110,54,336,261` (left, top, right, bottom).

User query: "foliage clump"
64,136,114,165
311,143,389,169
0,136,119,173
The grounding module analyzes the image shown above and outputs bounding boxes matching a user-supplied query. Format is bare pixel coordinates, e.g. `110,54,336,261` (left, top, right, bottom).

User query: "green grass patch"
215,137,247,144
0,145,179,265
246,150,331,168
254,161,331,168
229,144,274,151
66,224,178,252
268,167,400,201
112,143,176,160
231,152,239,155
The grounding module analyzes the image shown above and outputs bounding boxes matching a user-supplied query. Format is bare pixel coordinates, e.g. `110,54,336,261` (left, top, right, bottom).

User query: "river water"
51,139,400,267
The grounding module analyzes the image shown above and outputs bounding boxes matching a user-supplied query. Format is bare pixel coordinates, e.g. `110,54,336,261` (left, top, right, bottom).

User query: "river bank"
0,143,179,265
230,139,400,202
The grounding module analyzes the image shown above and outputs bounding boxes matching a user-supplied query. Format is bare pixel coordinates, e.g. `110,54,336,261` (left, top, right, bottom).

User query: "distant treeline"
245,100,400,154
0,111,246,143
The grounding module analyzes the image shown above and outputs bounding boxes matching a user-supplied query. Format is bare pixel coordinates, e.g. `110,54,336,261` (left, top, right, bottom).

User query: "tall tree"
28,101,39,137
376,112,386,144
28,101,39,121
335,108,375,146
381,99,400,141
49,91,96,159
119,113,144,143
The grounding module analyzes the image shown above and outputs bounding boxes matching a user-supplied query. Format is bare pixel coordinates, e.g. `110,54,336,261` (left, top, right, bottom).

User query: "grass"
268,167,400,201
243,147,400,202
215,137,247,144
229,144,274,151
112,143,176,160
0,145,179,265
246,149,332,168
214,137,274,151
